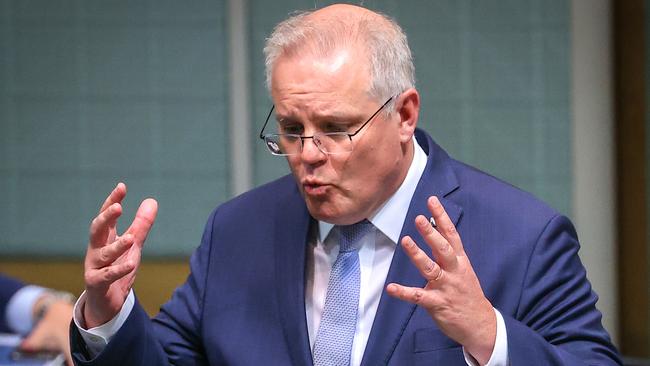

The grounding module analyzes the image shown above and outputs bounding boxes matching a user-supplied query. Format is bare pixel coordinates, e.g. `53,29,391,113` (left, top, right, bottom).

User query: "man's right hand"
83,183,158,328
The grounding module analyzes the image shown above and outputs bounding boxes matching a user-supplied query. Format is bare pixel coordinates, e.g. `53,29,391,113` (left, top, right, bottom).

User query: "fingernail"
401,237,414,248
416,216,428,226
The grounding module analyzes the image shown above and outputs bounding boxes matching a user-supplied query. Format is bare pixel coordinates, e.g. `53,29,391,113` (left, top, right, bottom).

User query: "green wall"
0,1,230,256
0,0,571,257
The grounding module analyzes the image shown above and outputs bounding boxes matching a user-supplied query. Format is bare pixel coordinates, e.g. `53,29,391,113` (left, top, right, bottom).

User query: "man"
70,4,621,365
1,274,74,365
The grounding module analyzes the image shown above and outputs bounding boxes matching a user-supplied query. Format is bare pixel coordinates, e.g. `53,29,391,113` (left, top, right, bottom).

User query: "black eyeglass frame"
258,96,394,155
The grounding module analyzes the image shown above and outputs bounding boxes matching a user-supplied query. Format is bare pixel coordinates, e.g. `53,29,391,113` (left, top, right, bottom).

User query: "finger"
429,196,465,255
386,283,434,307
84,260,137,289
400,236,444,283
93,234,134,267
122,245,142,289
415,214,458,270
19,333,38,352
89,203,123,248
99,182,127,213
20,325,55,352
125,198,158,247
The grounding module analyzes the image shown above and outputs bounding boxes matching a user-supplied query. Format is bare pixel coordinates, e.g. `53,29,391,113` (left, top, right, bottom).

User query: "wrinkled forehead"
270,47,374,106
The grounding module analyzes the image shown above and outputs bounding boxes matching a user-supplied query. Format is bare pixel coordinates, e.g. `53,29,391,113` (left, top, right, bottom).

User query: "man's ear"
395,88,420,143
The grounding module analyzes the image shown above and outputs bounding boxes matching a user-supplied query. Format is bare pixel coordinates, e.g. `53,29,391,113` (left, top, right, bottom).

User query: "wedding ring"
429,216,436,228
433,269,443,282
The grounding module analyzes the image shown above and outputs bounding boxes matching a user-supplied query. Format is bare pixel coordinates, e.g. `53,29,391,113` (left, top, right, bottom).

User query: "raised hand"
386,196,496,365
83,183,158,328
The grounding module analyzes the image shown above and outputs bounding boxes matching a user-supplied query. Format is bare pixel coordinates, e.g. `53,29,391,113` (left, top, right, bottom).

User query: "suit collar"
361,129,463,365
272,182,314,366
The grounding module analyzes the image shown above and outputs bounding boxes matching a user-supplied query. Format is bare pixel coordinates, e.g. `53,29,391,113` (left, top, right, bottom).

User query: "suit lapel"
361,130,463,365
273,183,314,366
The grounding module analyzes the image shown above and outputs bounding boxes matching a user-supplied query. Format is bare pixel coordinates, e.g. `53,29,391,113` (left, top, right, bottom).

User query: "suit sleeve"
0,274,25,333
503,215,622,365
71,209,218,366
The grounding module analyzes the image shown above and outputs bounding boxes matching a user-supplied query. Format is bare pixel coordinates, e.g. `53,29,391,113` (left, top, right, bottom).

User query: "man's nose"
300,137,327,163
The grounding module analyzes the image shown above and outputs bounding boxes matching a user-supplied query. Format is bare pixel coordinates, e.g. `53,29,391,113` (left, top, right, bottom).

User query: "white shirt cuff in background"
73,289,135,357
463,308,509,366
6,285,46,335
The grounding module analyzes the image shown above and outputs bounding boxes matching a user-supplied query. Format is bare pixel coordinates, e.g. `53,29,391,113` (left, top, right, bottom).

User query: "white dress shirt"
75,137,508,365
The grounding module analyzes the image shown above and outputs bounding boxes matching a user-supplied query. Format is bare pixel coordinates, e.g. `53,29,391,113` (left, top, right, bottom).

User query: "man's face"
270,47,411,225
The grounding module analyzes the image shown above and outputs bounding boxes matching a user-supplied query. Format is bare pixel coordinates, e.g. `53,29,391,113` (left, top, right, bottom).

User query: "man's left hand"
386,196,496,365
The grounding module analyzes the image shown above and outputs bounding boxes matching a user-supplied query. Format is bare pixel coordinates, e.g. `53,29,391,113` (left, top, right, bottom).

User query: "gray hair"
263,9,415,107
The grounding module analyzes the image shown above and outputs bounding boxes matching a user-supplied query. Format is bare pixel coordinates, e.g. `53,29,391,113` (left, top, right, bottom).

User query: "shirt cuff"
6,285,46,335
73,289,135,357
463,308,509,366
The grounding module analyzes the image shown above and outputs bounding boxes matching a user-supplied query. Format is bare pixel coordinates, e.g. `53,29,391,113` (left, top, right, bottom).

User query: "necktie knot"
337,219,373,253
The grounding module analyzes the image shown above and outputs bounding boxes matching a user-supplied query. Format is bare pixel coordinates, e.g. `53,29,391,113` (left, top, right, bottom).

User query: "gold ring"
433,269,443,282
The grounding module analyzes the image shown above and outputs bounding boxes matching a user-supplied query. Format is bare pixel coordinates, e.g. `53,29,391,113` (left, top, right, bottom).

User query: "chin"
305,200,343,224
305,200,366,225
306,202,337,223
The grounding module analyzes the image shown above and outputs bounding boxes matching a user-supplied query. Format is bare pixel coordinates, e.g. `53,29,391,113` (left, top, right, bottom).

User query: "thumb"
126,198,158,247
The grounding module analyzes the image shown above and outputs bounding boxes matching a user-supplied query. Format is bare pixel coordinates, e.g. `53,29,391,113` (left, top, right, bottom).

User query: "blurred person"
1,273,74,365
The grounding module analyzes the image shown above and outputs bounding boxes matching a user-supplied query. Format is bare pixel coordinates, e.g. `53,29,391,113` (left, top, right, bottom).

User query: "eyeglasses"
258,97,393,156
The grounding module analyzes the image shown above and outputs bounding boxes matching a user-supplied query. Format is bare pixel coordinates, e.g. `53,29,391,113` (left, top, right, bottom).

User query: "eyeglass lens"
264,134,353,156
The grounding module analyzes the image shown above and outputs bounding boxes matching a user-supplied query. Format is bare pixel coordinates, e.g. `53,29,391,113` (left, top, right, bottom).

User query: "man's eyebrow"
315,111,367,123
275,115,296,124
318,113,354,122
275,109,366,124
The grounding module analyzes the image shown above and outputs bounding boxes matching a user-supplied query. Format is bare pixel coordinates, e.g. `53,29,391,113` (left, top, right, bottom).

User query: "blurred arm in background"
1,273,74,365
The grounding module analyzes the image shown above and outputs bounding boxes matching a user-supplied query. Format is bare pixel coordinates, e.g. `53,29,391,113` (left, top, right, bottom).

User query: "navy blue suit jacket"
71,129,621,365
0,274,25,333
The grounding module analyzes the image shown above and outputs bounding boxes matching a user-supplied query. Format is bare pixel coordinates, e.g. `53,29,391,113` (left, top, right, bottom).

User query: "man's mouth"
302,179,330,196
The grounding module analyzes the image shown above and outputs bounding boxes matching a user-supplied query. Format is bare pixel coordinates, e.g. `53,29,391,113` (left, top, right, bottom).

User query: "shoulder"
443,158,576,269
450,158,559,223
205,174,303,229
416,128,560,225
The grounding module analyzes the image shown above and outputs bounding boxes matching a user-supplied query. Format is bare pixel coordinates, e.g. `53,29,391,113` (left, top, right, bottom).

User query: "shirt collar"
318,137,428,244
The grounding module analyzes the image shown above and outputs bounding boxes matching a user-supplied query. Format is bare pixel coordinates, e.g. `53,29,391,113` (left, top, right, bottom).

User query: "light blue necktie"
312,219,374,366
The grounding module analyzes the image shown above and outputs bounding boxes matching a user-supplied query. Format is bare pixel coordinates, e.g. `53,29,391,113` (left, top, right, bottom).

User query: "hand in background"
83,183,158,328
386,196,496,365
20,299,74,366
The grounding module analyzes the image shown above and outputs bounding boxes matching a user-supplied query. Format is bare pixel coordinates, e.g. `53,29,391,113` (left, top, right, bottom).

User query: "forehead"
270,47,373,112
